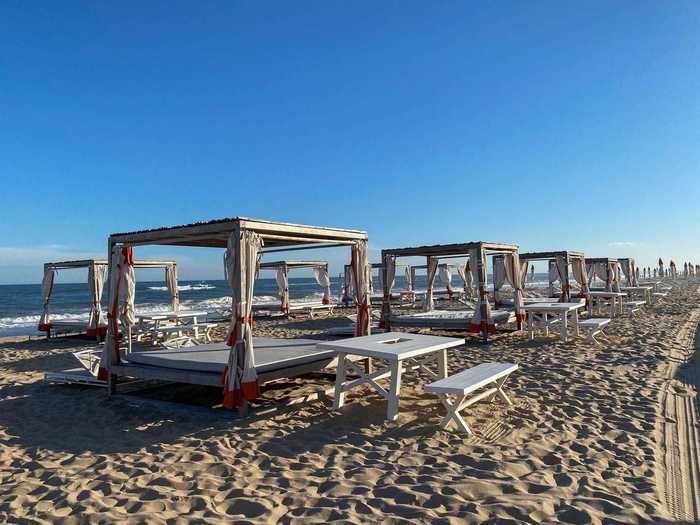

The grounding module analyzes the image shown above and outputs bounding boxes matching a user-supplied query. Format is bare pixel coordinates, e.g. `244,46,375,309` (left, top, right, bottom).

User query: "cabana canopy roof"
585,257,619,264
383,241,518,257
259,260,328,270
519,250,585,261
44,259,177,270
110,217,367,249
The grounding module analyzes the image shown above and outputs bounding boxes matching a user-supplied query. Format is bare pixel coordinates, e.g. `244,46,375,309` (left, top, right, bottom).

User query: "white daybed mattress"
126,337,335,375
389,308,515,330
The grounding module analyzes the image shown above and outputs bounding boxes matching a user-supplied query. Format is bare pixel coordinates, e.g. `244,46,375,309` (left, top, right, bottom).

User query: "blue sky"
1,1,699,284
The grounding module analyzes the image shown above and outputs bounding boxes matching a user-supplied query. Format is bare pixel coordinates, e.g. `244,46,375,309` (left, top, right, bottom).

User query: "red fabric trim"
97,367,108,381
469,321,496,334
322,295,331,305
241,380,260,400
226,314,253,346
222,388,242,409
38,323,51,332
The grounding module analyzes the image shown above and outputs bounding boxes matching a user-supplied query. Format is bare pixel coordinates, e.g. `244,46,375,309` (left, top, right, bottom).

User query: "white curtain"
99,246,136,381
379,255,396,328
422,257,439,312
469,248,492,334
519,260,529,290
438,264,454,298
611,262,621,292
493,257,507,306
620,259,633,287
165,264,179,312
313,264,332,305
351,240,371,336
38,268,56,331
275,265,289,313
342,265,354,304
588,262,611,290
456,262,472,297
223,228,263,409
87,263,107,334
404,264,413,291
555,256,568,301
503,253,524,327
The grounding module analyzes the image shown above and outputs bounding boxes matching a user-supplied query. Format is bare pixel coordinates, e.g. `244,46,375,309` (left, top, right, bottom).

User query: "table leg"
333,352,348,410
543,313,549,337
528,312,534,340
560,311,568,341
437,349,448,379
573,309,580,337
193,316,199,340
387,360,403,421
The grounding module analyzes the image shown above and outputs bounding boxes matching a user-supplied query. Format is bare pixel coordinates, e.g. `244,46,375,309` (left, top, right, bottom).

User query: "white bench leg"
333,352,348,410
387,360,403,421
495,376,513,406
439,395,472,435
437,349,448,379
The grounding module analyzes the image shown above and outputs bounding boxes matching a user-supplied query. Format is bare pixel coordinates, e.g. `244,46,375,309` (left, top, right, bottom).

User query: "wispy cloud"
607,241,637,247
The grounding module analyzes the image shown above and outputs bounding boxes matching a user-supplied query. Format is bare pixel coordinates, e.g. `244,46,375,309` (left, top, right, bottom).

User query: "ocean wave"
0,290,338,337
147,283,216,291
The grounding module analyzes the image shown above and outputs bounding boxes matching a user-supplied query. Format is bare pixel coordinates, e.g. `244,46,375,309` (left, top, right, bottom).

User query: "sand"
0,286,699,523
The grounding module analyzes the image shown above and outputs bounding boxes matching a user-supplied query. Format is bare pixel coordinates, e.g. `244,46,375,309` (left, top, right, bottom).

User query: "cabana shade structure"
342,262,412,305
258,260,332,313
617,258,638,287
38,258,178,339
381,242,523,341
410,261,474,301
513,251,590,303
586,258,621,292
104,217,370,411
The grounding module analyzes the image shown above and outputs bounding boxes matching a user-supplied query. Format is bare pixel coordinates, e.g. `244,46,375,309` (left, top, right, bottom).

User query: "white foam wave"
0,290,333,337
147,283,216,291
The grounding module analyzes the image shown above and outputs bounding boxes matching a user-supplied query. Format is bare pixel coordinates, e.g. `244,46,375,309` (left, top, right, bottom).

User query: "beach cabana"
256,260,332,314
38,258,179,339
617,258,639,287
380,242,523,341
509,251,590,303
585,258,621,292
413,261,473,300
342,262,412,305
102,217,370,411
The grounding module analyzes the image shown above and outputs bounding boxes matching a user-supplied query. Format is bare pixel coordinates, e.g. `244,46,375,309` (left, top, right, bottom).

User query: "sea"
0,273,552,337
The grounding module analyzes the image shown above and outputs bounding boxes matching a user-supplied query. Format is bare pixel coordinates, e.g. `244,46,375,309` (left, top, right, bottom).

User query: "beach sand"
0,287,699,523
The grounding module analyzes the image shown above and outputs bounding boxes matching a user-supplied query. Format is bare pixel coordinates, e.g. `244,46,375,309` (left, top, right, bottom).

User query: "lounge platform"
389,308,515,331
109,337,343,389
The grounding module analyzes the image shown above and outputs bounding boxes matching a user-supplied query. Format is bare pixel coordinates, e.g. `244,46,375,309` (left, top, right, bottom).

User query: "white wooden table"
621,286,653,305
317,332,464,421
589,291,627,317
522,302,585,342
136,310,208,340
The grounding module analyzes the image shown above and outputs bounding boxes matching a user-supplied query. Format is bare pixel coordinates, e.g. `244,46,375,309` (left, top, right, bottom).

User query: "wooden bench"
578,318,610,346
154,322,219,343
651,292,668,304
424,362,518,435
625,300,646,317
